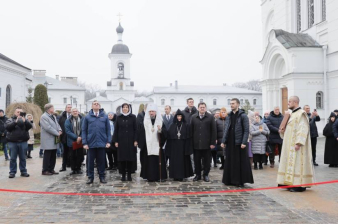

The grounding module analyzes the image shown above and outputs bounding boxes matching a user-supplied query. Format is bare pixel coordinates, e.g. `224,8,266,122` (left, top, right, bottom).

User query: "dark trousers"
194,149,211,176
88,148,106,180
8,142,28,174
27,144,33,157
211,150,217,166
268,143,283,163
61,143,70,169
71,148,84,171
253,154,264,164
42,149,57,172
311,137,317,162
120,161,132,175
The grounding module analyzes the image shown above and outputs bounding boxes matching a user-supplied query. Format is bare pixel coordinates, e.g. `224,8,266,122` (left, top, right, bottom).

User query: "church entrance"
281,87,288,114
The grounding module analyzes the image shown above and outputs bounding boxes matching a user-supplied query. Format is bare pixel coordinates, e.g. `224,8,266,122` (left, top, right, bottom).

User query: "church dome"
116,23,124,33
111,44,130,54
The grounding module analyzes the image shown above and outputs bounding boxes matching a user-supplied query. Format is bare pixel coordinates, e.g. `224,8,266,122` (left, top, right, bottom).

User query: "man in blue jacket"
82,100,111,184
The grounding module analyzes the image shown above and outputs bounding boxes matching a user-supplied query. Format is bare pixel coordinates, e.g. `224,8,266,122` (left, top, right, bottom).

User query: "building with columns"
260,0,338,131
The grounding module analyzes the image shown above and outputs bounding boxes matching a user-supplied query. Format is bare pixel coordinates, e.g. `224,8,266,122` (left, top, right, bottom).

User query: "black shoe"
42,171,53,175
290,187,306,192
193,175,201,181
70,171,77,175
121,175,126,181
203,175,210,182
329,164,334,167
106,167,113,171
59,168,66,172
264,163,268,166
9,173,15,178
219,166,224,170
51,171,59,175
21,173,30,177
77,170,83,174
158,179,166,182
86,178,94,184
174,178,183,181
100,178,107,184
27,156,32,159
259,166,263,170
313,162,319,166
127,174,132,181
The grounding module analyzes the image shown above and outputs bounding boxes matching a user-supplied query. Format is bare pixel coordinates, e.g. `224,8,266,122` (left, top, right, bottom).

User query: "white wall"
48,89,86,113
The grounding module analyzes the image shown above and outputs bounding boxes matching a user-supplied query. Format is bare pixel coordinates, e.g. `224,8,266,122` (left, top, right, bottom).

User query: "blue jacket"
65,115,84,148
82,109,111,149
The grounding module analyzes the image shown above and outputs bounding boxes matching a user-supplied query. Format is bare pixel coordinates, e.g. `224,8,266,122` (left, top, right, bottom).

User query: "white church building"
91,22,263,114
261,0,338,131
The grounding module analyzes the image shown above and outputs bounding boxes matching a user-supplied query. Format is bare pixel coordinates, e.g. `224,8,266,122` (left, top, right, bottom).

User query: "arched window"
119,82,123,90
316,91,323,109
117,62,124,78
227,99,231,105
170,99,174,106
296,0,302,32
200,99,203,103
161,99,165,106
6,85,11,108
240,99,244,105
213,99,217,106
308,0,314,28
253,99,257,106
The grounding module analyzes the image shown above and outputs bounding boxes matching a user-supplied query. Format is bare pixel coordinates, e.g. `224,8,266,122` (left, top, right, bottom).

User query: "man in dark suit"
162,105,174,166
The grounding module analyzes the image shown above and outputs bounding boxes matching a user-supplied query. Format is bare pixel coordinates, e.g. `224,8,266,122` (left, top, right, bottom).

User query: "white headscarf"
144,103,163,156
120,104,131,117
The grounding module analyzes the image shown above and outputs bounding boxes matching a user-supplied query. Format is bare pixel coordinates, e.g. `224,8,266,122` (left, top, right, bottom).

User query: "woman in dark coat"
216,107,227,170
113,103,138,181
324,112,338,167
162,109,193,181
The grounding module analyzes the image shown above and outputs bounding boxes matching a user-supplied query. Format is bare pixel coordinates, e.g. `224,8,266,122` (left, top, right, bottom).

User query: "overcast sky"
0,0,263,91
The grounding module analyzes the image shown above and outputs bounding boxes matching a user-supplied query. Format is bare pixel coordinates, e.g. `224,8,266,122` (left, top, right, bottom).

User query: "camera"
20,112,26,117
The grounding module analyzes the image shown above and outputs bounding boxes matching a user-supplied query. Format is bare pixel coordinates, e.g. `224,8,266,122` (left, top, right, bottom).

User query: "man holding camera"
5,108,32,178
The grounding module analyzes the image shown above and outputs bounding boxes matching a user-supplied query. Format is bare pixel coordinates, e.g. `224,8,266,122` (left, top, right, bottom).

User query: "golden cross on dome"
117,12,123,22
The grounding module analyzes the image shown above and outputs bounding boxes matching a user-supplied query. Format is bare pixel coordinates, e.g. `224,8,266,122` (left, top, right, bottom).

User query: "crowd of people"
1,96,338,192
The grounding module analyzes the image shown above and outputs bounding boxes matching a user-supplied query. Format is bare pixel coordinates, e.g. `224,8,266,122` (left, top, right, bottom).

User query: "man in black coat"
0,109,9,161
303,105,320,166
59,104,72,172
190,102,216,182
266,106,284,167
221,98,253,187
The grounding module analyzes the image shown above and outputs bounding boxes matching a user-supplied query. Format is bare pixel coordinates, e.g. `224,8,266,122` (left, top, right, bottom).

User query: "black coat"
136,111,146,149
0,115,8,143
221,109,249,146
59,111,69,144
190,112,217,150
333,119,338,139
113,114,137,161
323,116,338,165
265,111,283,144
5,116,32,143
307,113,320,138
216,117,226,145
181,106,197,124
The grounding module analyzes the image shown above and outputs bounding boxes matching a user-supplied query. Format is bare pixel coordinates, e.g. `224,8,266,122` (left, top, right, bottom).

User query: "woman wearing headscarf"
216,108,227,170
162,109,193,181
113,103,137,181
106,112,117,170
324,112,338,167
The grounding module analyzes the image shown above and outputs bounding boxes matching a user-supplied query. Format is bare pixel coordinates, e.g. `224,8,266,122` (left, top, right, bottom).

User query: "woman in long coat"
162,109,193,181
324,112,338,167
113,103,137,181
216,107,227,170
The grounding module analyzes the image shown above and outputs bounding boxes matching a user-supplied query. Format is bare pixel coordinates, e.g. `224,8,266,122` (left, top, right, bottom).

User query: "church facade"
94,22,263,115
261,0,338,131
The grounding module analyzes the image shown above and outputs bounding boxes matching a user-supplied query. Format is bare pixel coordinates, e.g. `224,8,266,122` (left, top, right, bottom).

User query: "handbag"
72,141,83,150
265,136,272,154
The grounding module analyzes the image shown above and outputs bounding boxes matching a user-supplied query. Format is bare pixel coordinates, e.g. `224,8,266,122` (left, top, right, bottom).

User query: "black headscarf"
173,109,186,126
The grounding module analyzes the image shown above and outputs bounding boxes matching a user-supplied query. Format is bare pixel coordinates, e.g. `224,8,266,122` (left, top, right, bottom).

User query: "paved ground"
0,138,337,223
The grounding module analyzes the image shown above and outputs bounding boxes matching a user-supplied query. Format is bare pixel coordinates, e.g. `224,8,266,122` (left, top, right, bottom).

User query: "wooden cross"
117,12,123,22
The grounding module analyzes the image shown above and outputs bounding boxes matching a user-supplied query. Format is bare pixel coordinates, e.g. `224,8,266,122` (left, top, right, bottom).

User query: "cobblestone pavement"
0,138,337,223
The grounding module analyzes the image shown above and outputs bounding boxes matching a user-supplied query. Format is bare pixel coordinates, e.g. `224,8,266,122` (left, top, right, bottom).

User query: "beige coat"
26,114,36,145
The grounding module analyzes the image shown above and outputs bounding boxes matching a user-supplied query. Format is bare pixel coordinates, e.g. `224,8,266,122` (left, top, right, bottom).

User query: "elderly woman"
40,104,62,175
324,113,338,167
26,114,36,159
250,114,269,170
216,107,227,170
113,104,137,181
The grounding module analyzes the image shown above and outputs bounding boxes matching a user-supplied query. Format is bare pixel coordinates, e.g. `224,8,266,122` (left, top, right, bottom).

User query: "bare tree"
232,79,261,92
78,80,107,101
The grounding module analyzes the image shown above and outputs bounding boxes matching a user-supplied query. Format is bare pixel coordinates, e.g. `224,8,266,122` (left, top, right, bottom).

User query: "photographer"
0,109,9,161
5,108,32,178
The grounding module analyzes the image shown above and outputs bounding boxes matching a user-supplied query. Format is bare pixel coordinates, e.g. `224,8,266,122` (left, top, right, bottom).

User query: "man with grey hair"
40,104,62,175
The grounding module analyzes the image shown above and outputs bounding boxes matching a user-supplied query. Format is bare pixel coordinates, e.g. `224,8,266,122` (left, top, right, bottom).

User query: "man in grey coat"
40,104,62,175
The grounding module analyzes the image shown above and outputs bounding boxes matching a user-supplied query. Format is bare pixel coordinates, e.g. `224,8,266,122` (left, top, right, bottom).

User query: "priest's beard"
150,115,156,120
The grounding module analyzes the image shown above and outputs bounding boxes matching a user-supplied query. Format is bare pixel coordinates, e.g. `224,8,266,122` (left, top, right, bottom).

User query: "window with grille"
322,0,326,21
73,98,77,104
200,99,203,103
170,99,174,106
316,92,323,109
227,99,230,105
161,99,165,106
240,99,244,105
63,98,67,104
297,0,302,32
253,99,257,106
213,99,217,106
308,0,314,28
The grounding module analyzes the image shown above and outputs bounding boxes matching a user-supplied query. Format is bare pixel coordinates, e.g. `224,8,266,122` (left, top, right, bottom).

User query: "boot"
27,150,32,159
121,174,126,181
253,163,258,170
127,173,132,181
270,161,275,168
259,162,263,170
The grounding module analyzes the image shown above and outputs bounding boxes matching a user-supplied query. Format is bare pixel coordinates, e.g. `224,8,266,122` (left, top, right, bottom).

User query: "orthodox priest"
138,104,167,182
162,109,194,181
277,96,314,192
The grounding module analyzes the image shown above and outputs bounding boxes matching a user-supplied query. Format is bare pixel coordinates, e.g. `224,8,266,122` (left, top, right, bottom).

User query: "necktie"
167,115,169,120
96,113,98,117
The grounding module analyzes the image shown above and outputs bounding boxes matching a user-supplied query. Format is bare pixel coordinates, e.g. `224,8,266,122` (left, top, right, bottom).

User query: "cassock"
323,113,338,166
277,107,314,186
138,104,167,181
162,110,194,180
222,110,254,186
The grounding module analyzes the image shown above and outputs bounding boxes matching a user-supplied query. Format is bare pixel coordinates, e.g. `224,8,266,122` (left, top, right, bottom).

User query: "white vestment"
144,104,163,156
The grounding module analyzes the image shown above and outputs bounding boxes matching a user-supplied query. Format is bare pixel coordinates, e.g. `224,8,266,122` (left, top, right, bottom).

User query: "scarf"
72,116,81,136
